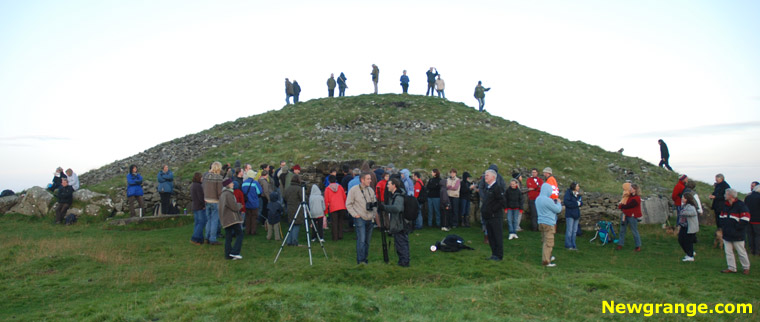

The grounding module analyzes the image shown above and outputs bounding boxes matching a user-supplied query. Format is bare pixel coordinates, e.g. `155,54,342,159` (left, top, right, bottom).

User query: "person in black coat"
481,170,506,261
55,178,75,224
744,182,760,255
658,139,673,171
709,174,730,228
292,80,301,103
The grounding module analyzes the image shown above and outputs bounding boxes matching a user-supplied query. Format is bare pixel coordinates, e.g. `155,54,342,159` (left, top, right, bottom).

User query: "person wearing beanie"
242,170,263,235
282,164,302,193
219,178,243,260
542,167,559,200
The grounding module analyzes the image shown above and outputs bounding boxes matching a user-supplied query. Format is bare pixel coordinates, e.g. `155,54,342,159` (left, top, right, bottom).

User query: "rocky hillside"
5,94,717,227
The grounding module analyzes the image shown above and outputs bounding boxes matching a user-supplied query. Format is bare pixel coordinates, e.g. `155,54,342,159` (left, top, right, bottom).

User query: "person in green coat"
327,73,336,97
371,64,379,94
474,81,491,112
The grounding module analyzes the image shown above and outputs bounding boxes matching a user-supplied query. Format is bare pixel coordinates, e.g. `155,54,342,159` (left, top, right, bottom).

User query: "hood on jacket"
539,183,553,198
328,182,340,192
400,169,411,178
270,191,282,204
462,172,471,183
310,184,322,197
754,184,760,193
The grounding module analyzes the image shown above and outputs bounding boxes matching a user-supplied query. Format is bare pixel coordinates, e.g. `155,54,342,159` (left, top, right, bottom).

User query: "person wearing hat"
542,167,559,200
219,178,244,260
282,164,302,193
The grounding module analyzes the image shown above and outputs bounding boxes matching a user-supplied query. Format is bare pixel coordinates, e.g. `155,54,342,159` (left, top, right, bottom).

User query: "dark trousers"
159,192,172,214
401,84,408,94
339,87,346,97
678,227,696,257
484,213,504,259
331,209,347,240
450,197,460,227
394,232,410,266
224,224,244,257
426,82,435,96
747,224,760,255
328,89,335,97
313,217,324,240
55,203,71,224
659,158,673,171
293,94,299,103
127,195,145,217
245,208,259,235
529,199,539,231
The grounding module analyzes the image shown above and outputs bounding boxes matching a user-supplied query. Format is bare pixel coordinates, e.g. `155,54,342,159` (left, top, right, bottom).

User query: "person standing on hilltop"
474,81,491,112
203,162,224,245
425,67,438,96
526,168,544,231
292,80,301,104
285,78,294,105
337,72,348,97
542,167,559,200
658,139,673,171
157,165,174,215
400,70,410,94
371,64,379,94
435,75,446,99
126,164,145,217
327,73,336,97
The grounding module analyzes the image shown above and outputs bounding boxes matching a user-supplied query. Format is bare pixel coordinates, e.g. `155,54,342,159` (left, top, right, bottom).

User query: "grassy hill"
84,94,707,196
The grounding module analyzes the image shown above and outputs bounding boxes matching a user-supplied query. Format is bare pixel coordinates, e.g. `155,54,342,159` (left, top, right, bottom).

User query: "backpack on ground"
433,234,474,252
64,213,77,225
402,195,419,221
589,221,618,245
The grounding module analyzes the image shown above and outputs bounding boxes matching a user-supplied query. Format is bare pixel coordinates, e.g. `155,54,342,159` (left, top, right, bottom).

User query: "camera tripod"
274,184,328,265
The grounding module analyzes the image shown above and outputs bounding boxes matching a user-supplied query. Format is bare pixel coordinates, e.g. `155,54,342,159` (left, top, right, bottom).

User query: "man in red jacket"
526,168,543,231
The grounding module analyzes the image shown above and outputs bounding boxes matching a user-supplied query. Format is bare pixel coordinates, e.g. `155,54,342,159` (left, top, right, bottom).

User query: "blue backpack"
590,221,618,245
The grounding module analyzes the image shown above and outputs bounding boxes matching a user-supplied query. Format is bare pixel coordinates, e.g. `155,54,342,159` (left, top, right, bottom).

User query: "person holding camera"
378,178,410,267
346,172,378,264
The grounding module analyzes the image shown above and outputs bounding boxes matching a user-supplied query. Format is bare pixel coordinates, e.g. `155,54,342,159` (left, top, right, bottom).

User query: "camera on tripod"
366,201,378,211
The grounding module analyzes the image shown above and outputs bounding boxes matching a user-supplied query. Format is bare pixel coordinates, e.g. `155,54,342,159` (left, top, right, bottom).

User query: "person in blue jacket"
127,164,145,217
537,182,563,267
400,70,410,94
242,170,262,235
563,182,582,250
337,72,348,97
157,165,174,215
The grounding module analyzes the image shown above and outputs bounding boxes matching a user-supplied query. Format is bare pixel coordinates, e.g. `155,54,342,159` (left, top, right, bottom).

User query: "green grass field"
1,214,758,321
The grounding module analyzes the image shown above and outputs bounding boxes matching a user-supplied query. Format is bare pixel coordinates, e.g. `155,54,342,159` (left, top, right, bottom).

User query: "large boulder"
9,186,53,216
0,195,20,214
641,196,672,224
73,189,106,202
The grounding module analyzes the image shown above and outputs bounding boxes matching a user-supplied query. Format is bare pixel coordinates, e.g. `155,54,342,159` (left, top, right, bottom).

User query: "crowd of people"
283,65,492,111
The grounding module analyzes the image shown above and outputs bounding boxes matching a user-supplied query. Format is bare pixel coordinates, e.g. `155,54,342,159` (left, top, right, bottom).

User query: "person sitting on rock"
55,178,75,224
48,167,67,192
65,169,79,190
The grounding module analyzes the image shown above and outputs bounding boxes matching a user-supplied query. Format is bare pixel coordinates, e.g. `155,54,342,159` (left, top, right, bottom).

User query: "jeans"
224,223,243,258
529,199,539,231
293,94,299,103
565,217,579,248
426,82,435,96
427,198,441,227
205,203,220,242
659,157,673,171
450,197,460,227
459,199,471,226
286,224,301,246
506,209,521,234
191,209,207,243
437,90,445,99
618,216,641,247
415,202,423,229
354,217,374,264
477,97,485,111
401,83,408,94
286,95,291,104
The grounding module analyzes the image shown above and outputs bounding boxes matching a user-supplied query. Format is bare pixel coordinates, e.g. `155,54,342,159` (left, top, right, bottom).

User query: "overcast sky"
1,0,758,193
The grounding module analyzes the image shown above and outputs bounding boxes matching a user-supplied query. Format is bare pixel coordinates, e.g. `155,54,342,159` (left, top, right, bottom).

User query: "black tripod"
274,184,328,265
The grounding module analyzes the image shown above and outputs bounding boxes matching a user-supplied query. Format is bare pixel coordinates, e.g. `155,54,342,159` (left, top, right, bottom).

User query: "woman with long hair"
617,183,642,252
679,192,700,261
426,169,442,227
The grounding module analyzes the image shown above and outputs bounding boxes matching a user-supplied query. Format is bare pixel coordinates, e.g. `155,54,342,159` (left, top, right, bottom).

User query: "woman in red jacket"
617,183,642,252
324,175,347,241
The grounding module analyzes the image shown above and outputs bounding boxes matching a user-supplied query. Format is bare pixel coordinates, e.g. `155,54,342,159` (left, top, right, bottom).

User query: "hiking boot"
721,269,737,273
743,269,750,275
634,247,641,252
484,236,489,244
